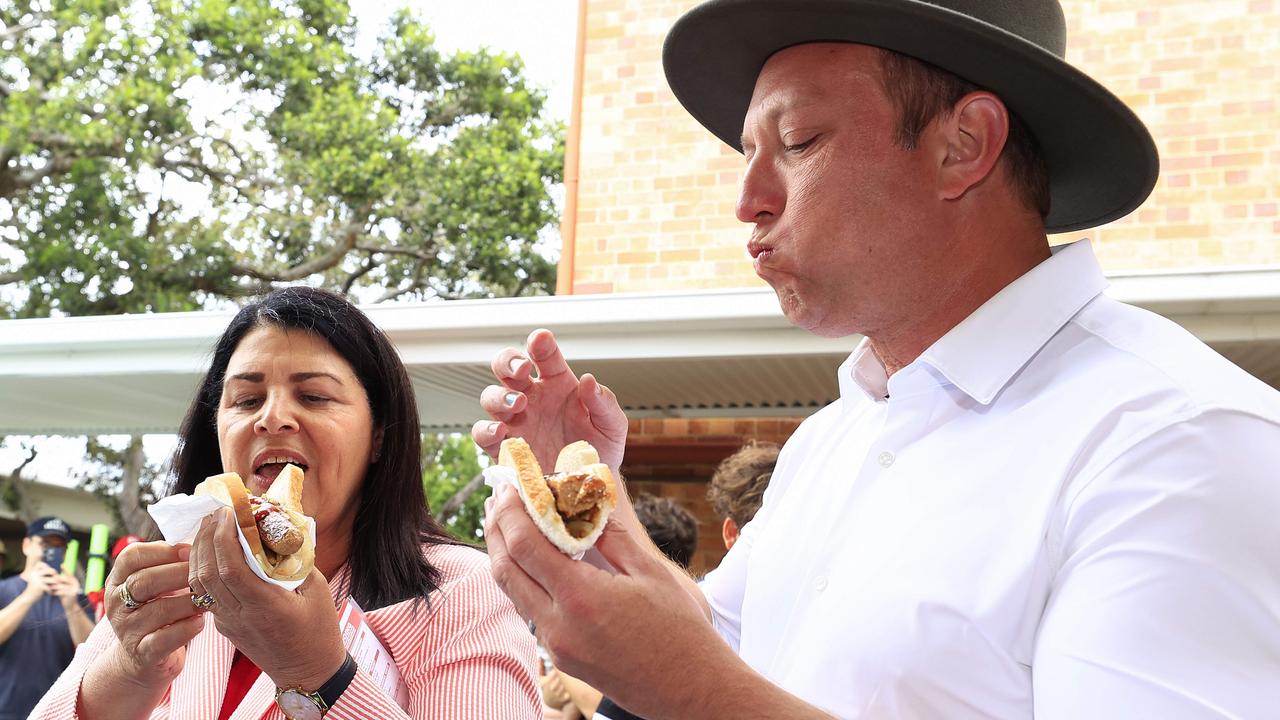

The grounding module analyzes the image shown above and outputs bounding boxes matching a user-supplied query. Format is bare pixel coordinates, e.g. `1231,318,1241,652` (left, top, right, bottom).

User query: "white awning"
3,267,1279,435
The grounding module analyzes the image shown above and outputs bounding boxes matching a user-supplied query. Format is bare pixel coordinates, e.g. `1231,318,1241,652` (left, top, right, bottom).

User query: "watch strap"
315,652,358,710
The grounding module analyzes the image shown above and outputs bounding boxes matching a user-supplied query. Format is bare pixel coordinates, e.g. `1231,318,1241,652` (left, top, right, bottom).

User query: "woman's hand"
97,542,205,689
472,329,629,473
188,507,346,691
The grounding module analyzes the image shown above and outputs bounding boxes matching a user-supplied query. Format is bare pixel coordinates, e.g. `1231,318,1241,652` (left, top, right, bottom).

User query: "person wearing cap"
474,0,1280,717
0,517,94,720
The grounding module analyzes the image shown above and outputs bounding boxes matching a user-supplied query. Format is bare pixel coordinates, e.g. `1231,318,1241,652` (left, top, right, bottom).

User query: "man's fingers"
480,384,526,420
592,515,661,578
579,374,629,434
472,419,507,458
490,485,602,595
485,495,553,620
492,347,535,391
527,328,573,382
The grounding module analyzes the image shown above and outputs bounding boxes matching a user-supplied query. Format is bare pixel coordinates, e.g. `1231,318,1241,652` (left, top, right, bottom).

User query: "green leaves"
1,0,564,316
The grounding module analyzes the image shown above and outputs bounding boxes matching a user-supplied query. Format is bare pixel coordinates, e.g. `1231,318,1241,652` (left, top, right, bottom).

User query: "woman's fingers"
190,509,242,613
121,557,193,606
108,541,189,590
112,594,205,663
132,612,205,667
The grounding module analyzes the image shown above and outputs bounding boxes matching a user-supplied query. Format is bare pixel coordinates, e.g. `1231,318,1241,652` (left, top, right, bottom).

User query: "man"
705,441,778,551
0,516,95,720
474,0,1280,717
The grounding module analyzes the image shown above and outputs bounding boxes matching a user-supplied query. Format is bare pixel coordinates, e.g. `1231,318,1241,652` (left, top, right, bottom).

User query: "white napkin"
482,465,587,560
148,493,316,591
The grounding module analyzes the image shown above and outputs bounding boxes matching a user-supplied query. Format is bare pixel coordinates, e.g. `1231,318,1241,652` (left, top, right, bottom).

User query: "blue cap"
26,516,71,540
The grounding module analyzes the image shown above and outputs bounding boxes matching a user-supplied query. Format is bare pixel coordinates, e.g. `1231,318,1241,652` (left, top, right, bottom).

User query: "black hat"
27,516,71,541
663,0,1159,233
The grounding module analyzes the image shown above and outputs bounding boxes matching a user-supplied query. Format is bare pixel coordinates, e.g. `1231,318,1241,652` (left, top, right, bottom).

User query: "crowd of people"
4,0,1279,718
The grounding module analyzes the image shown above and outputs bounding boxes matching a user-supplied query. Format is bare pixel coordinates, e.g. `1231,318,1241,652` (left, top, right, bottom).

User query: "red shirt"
218,652,262,720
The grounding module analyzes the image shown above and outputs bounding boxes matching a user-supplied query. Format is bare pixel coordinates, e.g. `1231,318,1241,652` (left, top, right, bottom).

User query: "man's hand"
485,483,728,718
22,562,58,600
472,328,628,472
50,569,83,606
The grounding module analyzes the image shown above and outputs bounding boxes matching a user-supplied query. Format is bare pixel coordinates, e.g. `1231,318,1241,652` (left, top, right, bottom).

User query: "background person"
32,287,539,720
0,516,93,720
705,441,778,551
474,0,1280,716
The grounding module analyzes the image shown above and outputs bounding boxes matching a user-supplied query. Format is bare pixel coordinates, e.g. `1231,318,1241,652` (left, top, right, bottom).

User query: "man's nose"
736,154,785,224
254,394,298,435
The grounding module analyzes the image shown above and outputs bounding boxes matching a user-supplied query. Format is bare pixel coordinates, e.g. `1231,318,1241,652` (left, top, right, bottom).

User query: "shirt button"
878,451,895,468
814,576,828,592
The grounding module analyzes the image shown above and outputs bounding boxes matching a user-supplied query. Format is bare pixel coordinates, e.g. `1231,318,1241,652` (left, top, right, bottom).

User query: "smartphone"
42,546,66,572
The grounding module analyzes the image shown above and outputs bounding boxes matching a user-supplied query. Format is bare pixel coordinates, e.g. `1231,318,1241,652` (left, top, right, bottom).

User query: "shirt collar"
839,240,1109,406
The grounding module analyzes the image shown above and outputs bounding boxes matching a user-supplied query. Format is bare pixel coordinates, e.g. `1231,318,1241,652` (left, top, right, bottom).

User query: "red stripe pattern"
29,543,541,719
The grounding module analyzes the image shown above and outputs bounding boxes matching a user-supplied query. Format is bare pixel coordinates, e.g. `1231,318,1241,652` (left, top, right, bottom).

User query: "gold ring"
118,580,140,610
191,592,216,610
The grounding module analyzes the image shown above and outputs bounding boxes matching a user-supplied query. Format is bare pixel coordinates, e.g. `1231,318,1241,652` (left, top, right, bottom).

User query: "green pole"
63,539,79,575
84,524,110,593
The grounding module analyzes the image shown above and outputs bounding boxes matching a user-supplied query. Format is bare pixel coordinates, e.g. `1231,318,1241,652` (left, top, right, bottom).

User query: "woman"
31,287,540,719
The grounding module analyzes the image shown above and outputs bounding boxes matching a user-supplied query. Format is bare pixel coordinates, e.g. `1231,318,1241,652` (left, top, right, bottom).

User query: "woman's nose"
254,394,297,435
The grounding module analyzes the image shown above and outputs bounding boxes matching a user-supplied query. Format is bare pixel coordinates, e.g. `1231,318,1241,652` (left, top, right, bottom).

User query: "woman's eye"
302,394,331,404
232,397,262,409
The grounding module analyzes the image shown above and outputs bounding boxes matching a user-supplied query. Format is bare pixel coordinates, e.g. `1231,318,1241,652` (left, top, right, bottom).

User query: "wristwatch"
274,653,358,720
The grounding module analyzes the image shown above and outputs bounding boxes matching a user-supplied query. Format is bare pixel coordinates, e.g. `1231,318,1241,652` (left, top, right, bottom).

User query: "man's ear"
936,91,1010,202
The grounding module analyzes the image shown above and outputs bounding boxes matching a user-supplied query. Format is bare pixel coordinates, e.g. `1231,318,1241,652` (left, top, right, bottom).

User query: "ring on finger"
191,592,216,610
118,579,141,610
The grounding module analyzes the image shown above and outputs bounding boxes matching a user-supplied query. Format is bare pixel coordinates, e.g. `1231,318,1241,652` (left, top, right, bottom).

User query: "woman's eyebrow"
290,371,344,384
225,371,344,384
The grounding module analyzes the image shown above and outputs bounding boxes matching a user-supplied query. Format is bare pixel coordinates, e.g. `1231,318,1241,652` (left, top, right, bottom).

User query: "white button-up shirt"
701,240,1280,719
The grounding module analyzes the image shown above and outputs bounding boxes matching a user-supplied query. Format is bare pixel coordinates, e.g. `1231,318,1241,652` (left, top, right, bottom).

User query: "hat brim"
663,0,1159,233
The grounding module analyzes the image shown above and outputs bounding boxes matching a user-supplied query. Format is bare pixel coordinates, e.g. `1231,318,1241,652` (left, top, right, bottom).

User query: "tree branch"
434,472,486,523
373,261,427,303
0,270,21,284
0,18,45,43
340,253,379,295
231,204,374,282
117,436,158,538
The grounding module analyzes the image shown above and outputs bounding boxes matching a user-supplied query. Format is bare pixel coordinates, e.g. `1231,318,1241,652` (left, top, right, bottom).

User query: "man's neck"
869,235,1052,377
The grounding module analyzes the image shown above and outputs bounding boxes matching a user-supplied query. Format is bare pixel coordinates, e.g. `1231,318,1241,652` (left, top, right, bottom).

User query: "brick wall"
621,416,802,574
564,0,1280,294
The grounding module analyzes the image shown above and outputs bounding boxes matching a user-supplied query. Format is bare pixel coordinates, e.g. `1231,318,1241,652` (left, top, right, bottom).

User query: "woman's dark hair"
169,286,456,610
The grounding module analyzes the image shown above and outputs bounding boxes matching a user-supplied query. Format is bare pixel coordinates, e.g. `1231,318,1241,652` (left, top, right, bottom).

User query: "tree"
0,0,562,536
0,0,562,316
422,432,489,543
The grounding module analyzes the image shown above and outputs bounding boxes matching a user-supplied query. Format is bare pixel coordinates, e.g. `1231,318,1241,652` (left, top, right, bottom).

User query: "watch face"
277,690,324,720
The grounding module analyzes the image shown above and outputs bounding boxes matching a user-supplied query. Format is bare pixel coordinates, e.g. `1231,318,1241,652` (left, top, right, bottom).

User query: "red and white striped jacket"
30,543,540,719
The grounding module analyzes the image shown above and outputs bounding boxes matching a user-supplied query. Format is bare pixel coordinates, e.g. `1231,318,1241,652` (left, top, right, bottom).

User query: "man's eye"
784,138,816,153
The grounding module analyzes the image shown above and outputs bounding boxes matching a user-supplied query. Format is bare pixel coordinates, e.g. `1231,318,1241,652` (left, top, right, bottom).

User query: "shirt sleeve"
327,557,540,720
1033,409,1280,719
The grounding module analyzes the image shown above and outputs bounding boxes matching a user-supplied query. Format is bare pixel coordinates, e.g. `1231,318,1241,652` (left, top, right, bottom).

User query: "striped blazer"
31,543,541,719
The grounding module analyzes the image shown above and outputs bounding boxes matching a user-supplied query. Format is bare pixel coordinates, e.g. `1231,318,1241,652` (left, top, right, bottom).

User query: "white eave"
2,267,1279,435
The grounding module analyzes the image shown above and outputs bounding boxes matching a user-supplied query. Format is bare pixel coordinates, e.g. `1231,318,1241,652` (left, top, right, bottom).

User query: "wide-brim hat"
663,0,1159,233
